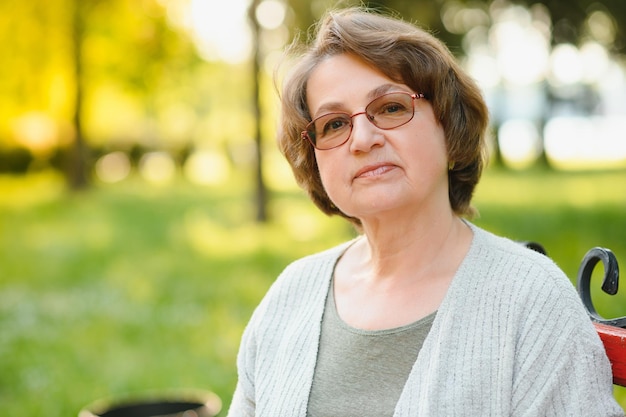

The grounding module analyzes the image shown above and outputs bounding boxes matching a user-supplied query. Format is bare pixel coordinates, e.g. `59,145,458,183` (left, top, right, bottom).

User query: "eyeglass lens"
305,92,417,150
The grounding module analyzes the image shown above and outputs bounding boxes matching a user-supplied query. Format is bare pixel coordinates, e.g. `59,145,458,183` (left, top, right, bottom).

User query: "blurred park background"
1,0,625,415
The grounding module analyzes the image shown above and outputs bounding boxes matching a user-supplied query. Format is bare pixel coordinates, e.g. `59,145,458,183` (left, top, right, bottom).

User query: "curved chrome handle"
576,247,625,327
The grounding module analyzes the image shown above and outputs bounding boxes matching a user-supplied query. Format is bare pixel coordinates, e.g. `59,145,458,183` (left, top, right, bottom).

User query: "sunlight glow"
159,0,252,64
498,119,542,169
139,152,177,185
492,15,549,85
463,4,550,87
95,152,132,183
160,0,287,63
255,0,286,30
459,2,626,169
580,42,610,83
549,44,583,86
186,0,252,63
585,10,616,45
466,48,500,89
183,150,231,185
441,2,490,35
544,116,626,170
11,112,60,156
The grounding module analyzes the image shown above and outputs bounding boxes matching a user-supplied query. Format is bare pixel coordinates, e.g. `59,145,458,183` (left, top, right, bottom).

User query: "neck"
354,210,470,282
332,205,473,330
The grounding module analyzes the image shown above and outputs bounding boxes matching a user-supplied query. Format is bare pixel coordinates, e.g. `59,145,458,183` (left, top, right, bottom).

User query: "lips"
354,163,397,179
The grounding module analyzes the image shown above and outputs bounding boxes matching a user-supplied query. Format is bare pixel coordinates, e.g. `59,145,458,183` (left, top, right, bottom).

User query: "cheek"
314,154,345,198
414,124,448,167
315,156,334,188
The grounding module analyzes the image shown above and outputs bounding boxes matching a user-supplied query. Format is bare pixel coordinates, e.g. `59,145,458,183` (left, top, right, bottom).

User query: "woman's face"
306,53,450,224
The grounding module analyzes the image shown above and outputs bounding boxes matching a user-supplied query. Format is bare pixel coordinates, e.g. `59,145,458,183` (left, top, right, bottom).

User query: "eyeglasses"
301,91,425,150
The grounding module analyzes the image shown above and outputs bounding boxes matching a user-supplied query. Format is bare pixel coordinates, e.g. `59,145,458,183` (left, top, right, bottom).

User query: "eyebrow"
312,83,408,118
367,83,400,100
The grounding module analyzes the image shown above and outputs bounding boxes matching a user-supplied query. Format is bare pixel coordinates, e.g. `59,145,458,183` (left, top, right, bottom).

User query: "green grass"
1,167,625,415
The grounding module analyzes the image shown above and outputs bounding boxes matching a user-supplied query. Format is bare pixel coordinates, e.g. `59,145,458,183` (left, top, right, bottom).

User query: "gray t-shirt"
307,284,435,417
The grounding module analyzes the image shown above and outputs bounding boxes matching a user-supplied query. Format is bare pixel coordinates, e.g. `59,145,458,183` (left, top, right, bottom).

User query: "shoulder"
438,223,595,347
455,222,585,320
465,222,569,284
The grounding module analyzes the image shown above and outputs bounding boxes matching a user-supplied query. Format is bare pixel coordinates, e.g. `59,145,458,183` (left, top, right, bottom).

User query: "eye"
317,115,351,137
377,100,408,116
368,93,413,119
386,102,407,113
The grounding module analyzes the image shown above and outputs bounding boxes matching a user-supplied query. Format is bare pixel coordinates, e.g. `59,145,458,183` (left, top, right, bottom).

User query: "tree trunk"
68,0,90,190
249,0,268,222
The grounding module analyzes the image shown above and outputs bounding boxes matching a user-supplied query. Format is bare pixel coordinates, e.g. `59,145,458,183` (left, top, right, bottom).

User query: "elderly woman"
227,7,622,417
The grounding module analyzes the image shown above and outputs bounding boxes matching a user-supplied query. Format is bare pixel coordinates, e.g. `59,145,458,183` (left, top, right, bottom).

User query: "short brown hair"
277,7,489,225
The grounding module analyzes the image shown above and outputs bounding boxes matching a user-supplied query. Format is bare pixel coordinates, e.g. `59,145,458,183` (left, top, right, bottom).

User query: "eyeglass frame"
301,91,425,151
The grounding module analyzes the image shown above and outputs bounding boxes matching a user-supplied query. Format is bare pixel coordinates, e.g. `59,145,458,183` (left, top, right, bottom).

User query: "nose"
348,112,385,153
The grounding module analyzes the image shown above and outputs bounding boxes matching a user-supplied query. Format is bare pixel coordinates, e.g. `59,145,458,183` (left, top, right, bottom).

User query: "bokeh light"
95,151,132,184
183,150,231,185
160,0,252,63
462,1,626,169
544,116,626,170
498,119,542,169
255,0,286,30
139,151,177,185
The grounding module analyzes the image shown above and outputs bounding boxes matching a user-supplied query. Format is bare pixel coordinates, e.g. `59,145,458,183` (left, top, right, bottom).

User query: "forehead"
306,53,408,116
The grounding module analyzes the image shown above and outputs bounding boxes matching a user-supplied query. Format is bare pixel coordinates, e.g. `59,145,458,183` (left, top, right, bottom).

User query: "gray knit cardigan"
228,223,624,416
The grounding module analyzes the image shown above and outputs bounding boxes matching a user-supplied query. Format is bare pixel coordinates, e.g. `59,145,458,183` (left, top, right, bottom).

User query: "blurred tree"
0,0,202,186
249,0,269,222
523,0,623,50
68,0,91,189
282,0,624,53
279,0,624,171
68,0,203,188
0,0,72,170
1,0,622,213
